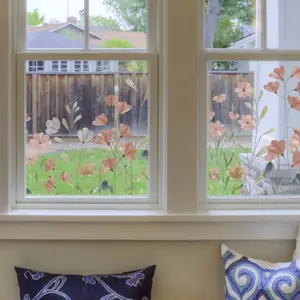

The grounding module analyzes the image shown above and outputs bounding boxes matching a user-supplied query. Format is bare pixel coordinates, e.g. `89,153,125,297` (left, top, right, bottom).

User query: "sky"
27,0,108,23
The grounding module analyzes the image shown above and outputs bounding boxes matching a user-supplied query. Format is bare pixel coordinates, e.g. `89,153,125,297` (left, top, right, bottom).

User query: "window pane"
25,60,149,196
89,0,147,49
27,0,84,49
266,0,300,49
204,0,256,49
207,61,300,197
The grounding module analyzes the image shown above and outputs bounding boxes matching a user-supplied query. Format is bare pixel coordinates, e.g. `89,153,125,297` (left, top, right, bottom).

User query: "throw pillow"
222,244,300,299
15,265,156,300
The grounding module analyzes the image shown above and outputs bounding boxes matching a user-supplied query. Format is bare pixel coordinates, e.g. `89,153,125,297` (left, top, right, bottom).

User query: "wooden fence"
26,72,254,135
26,73,149,136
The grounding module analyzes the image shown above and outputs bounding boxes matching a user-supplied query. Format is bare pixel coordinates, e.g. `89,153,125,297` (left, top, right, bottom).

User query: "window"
202,0,300,203
16,0,158,207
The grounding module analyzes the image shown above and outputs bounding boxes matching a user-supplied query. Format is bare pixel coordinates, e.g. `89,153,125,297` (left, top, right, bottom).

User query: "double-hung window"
14,0,158,209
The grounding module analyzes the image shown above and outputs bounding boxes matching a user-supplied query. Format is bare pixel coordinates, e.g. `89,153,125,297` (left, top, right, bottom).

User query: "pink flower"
26,151,38,167
292,151,300,168
264,140,286,162
100,157,118,173
238,115,256,131
209,168,219,181
30,133,51,152
208,112,215,121
296,81,300,95
269,66,284,81
119,124,133,138
264,81,280,94
213,94,227,103
120,142,136,160
118,102,132,115
290,133,300,151
291,66,300,78
95,129,112,145
92,114,108,126
235,82,253,98
288,96,300,111
229,112,240,120
209,121,225,137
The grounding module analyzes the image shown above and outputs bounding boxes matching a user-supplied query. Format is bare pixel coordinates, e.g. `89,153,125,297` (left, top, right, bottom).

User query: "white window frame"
13,0,160,210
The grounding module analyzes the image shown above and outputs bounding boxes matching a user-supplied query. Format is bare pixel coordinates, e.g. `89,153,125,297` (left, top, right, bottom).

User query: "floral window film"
207,62,300,197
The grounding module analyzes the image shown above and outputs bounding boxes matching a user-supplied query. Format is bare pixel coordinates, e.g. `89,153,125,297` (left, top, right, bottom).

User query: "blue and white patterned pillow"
15,265,156,300
222,244,300,300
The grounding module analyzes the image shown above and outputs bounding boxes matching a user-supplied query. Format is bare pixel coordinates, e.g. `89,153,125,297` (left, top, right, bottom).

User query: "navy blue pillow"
15,265,156,300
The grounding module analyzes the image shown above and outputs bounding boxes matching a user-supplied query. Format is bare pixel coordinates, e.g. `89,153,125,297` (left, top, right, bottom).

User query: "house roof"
27,22,147,49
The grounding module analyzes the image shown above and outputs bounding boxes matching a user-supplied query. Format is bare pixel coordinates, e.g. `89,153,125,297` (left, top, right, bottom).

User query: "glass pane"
267,0,300,49
207,61,300,197
27,0,84,49
25,60,149,196
204,0,256,49
89,0,147,49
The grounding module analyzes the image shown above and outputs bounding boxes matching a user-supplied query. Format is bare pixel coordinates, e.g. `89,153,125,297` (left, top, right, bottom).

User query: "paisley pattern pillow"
222,244,300,300
15,265,156,300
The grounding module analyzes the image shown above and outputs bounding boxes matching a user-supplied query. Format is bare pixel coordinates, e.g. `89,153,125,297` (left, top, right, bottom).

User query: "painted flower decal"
45,117,61,135
30,133,51,152
60,172,71,183
92,114,108,126
208,112,215,121
269,65,284,81
229,112,240,120
263,81,280,94
213,94,227,103
264,140,286,162
77,128,94,144
288,96,300,111
290,132,300,151
228,164,244,180
44,176,56,193
104,95,117,107
291,66,300,78
100,157,118,173
26,151,38,167
77,161,97,175
209,168,219,181
238,115,256,131
95,129,112,145
119,124,133,138
120,142,136,160
26,114,31,122
235,82,253,98
292,151,300,168
209,121,225,137
45,158,56,172
118,102,132,115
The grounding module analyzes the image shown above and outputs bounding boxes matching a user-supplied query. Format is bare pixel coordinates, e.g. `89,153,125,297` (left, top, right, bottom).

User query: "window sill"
0,209,299,241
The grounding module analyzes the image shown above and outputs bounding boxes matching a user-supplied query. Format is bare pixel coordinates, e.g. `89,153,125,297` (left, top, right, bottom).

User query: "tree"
102,38,134,48
89,16,121,31
27,9,45,26
103,0,147,31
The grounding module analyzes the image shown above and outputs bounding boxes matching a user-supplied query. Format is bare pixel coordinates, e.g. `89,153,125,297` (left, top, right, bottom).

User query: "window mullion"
165,0,198,213
84,0,89,51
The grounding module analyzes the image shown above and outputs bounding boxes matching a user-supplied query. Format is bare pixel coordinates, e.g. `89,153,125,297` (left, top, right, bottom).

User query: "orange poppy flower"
292,151,300,168
263,81,280,94
264,140,286,162
104,95,117,107
119,124,133,138
44,176,56,193
45,158,56,172
60,172,71,183
77,161,97,175
288,96,300,111
269,65,284,81
228,164,244,180
95,129,112,145
92,114,108,126
120,142,136,160
118,102,132,115
100,157,118,173
291,66,300,78
209,168,219,181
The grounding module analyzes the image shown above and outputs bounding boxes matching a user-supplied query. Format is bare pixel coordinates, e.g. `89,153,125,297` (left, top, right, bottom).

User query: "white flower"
45,117,61,134
77,128,94,144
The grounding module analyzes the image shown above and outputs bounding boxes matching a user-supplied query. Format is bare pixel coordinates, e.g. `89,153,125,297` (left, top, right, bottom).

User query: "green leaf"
54,137,64,143
232,183,244,194
258,90,263,101
60,153,70,162
65,105,71,114
260,106,268,120
263,128,276,136
62,118,69,132
144,88,149,101
139,136,148,148
255,146,268,158
245,101,254,112
226,152,235,167
223,153,228,166
72,102,78,110
73,115,82,124
225,176,230,187
126,79,137,92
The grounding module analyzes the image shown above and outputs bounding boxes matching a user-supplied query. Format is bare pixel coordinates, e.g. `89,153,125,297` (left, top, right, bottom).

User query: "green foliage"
102,38,134,48
61,28,83,40
103,0,147,31
221,0,254,25
27,9,45,26
89,16,121,30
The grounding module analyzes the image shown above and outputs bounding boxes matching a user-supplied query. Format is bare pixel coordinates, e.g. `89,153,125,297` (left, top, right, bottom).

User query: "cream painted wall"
0,240,295,299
